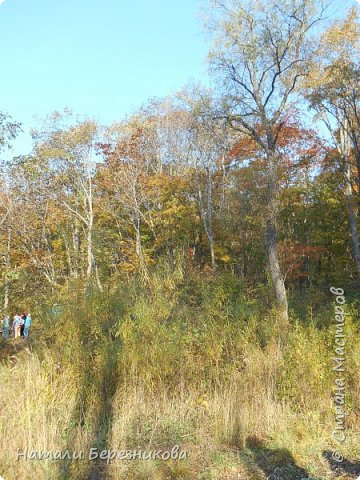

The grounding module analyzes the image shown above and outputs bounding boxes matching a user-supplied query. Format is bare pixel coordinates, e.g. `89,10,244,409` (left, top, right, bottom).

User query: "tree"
99,116,158,280
0,112,21,310
32,112,103,291
207,0,325,323
305,7,360,281
151,89,231,271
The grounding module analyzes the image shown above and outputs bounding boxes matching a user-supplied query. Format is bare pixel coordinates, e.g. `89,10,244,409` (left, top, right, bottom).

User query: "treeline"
0,2,360,321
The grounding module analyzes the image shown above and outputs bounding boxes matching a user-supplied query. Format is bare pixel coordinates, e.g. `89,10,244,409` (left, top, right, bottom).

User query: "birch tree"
33,113,103,291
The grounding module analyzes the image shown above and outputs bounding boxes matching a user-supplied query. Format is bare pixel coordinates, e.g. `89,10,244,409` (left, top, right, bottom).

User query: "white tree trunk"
3,228,11,311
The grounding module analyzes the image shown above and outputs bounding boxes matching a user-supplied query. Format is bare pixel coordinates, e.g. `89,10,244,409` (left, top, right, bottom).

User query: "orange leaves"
279,241,325,281
228,135,258,161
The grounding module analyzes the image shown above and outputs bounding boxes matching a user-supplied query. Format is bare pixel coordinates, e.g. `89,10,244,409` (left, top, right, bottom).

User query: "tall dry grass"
0,349,79,480
0,263,359,479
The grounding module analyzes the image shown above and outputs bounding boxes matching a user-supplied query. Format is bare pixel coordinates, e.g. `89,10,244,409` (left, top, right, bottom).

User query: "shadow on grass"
58,336,121,480
242,436,311,480
85,340,120,480
323,450,360,477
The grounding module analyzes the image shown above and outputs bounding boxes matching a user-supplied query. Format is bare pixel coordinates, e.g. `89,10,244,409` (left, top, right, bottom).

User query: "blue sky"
0,0,358,156
0,0,208,155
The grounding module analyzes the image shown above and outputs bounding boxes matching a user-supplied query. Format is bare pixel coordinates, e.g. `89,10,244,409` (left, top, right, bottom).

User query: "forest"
0,0,360,479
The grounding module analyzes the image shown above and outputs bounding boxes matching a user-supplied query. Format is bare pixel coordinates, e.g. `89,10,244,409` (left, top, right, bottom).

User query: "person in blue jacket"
24,313,32,339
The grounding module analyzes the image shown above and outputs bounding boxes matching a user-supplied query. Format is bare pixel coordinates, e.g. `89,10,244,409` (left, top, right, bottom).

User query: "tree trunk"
85,170,103,291
95,264,103,292
86,222,93,283
353,142,360,217
207,170,216,272
63,232,74,277
342,128,360,281
265,220,289,324
198,174,216,272
265,153,289,325
133,214,150,283
345,181,360,281
135,214,142,258
3,228,11,311
86,172,94,287
209,237,216,272
72,209,80,278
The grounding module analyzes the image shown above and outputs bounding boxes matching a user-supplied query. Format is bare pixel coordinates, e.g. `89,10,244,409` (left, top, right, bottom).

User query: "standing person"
12,314,22,339
19,314,24,337
20,313,26,337
2,315,10,339
24,313,32,339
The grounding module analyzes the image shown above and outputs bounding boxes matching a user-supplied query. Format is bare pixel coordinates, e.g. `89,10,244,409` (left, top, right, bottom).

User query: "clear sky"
0,0,358,157
0,0,208,156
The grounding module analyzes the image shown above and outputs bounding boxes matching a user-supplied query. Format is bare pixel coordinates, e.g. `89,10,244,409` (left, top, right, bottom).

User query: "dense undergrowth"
0,260,359,480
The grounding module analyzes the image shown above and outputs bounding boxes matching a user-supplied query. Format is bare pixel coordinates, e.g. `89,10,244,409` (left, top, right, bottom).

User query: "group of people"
1,313,32,340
